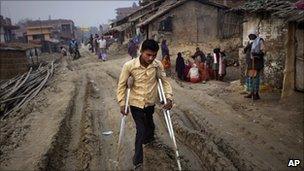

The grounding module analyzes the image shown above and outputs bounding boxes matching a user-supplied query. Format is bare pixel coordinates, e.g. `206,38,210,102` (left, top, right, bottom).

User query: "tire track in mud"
37,80,78,170
64,75,88,170
88,72,124,170
149,80,258,170
175,85,296,170
171,84,258,170
152,108,205,171
171,80,300,170
38,54,255,171
37,71,102,170
39,54,250,171
36,56,121,171
173,107,255,171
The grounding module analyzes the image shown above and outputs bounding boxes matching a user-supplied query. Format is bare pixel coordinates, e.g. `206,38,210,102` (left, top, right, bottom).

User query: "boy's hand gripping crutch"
157,78,182,171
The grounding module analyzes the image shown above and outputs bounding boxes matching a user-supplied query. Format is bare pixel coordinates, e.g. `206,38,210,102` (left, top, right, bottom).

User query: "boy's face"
141,49,157,64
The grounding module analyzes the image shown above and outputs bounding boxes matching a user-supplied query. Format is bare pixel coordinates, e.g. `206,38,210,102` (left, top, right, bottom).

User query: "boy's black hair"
141,39,159,52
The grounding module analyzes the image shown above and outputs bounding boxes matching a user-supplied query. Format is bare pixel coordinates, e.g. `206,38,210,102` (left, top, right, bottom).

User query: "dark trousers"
130,105,155,165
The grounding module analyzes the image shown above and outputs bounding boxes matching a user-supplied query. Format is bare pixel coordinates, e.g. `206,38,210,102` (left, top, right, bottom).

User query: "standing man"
244,30,265,100
69,38,81,59
128,38,138,59
117,39,173,170
98,36,107,61
243,34,254,95
93,34,99,55
89,34,94,53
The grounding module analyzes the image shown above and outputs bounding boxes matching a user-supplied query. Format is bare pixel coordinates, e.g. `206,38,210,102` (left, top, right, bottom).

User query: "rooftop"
138,0,229,27
231,0,304,22
0,42,41,51
0,15,19,30
27,26,54,29
26,19,74,27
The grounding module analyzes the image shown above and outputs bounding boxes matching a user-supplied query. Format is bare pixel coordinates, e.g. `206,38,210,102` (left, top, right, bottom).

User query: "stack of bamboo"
0,61,55,119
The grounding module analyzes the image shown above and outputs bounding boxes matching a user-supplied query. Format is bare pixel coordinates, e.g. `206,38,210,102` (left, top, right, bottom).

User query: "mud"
0,47,303,171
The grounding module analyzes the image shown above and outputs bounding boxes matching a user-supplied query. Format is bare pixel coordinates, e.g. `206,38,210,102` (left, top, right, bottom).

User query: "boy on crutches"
117,39,173,170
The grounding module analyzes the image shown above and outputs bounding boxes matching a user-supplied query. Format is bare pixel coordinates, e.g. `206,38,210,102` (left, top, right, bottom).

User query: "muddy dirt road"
0,48,303,170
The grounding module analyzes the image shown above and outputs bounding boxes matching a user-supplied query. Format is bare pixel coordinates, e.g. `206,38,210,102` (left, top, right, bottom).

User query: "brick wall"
0,50,29,80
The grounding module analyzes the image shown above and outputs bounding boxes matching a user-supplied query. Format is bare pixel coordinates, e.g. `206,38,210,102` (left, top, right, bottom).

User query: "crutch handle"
127,76,134,88
124,89,131,114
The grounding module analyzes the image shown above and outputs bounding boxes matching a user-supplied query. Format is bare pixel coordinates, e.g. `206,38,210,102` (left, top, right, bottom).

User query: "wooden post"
281,22,296,99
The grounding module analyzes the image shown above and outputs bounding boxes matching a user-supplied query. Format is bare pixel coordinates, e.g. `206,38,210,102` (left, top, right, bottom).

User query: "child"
161,55,171,76
188,63,201,83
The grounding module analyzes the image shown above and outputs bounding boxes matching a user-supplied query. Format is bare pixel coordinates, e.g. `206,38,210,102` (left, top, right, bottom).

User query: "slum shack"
0,43,41,80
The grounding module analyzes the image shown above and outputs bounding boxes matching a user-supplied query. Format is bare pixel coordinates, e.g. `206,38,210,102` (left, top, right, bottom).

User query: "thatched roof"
110,0,165,27
231,0,304,22
138,0,229,27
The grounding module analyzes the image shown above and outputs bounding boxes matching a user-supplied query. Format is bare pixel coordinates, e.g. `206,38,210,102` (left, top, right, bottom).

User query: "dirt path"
0,48,303,170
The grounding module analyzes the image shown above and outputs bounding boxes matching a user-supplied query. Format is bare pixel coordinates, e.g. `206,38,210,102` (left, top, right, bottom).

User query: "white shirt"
189,67,199,79
98,39,107,49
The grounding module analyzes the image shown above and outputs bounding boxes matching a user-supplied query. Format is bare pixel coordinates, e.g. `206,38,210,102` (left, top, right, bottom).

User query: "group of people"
171,47,227,84
160,32,264,100
89,34,107,61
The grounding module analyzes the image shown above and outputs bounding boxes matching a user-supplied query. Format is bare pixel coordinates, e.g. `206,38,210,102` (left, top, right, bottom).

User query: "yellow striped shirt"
117,57,173,109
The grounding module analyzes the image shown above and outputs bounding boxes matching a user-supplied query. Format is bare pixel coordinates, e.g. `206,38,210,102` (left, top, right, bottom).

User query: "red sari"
197,62,209,81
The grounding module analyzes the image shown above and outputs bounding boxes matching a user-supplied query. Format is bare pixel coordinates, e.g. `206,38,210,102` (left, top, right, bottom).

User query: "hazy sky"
0,0,138,27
